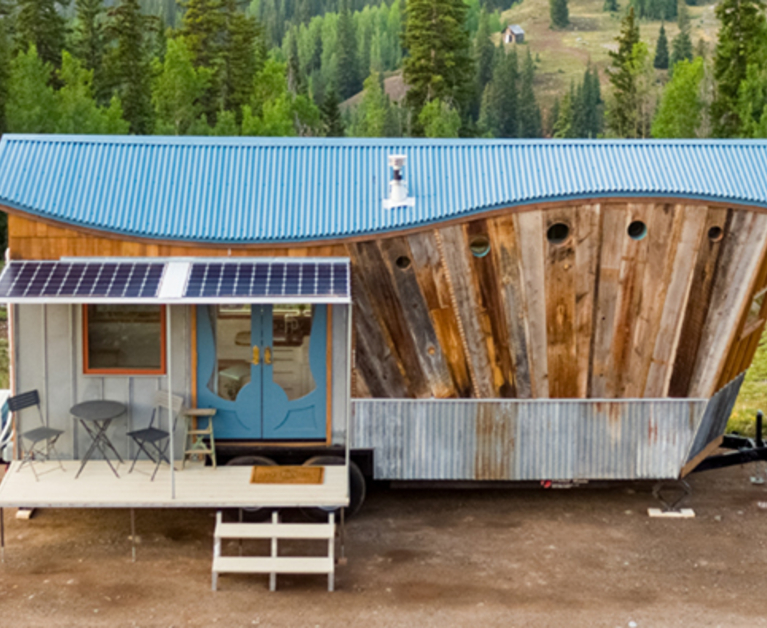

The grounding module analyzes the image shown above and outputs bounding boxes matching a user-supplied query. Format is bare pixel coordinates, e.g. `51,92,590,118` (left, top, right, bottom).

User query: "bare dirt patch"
3,465,767,626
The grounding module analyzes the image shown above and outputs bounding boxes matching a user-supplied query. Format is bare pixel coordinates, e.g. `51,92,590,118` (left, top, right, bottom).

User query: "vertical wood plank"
487,215,533,398
436,225,497,398
348,241,430,397
349,270,409,398
573,204,601,398
378,237,456,398
515,210,549,397
589,204,625,398
408,231,472,397
644,205,708,397
543,207,578,398
466,220,515,397
621,203,680,397
667,207,729,396
689,211,767,397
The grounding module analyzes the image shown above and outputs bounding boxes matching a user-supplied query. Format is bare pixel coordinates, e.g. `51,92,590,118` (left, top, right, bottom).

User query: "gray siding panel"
686,374,745,463
352,399,709,481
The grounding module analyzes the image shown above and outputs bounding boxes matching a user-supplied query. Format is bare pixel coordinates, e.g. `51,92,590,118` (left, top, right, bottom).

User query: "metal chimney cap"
388,154,407,169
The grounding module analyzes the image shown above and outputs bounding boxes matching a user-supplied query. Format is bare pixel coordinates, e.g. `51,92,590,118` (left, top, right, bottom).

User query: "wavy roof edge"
1,135,767,245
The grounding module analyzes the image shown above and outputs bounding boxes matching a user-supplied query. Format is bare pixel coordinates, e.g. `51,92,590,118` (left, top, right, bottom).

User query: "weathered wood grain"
590,205,627,398
408,231,472,397
466,220,515,397
349,271,409,398
437,225,497,398
515,210,549,397
621,203,680,397
689,211,767,397
573,204,601,398
644,205,708,397
543,207,578,398
487,215,533,398
667,208,729,397
378,237,456,398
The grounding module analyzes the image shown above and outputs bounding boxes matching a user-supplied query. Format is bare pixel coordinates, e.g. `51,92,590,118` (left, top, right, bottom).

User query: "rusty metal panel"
351,398,709,481
686,373,745,463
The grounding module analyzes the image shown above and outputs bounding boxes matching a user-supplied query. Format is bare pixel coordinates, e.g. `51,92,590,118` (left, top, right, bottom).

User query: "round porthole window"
469,235,491,258
396,255,411,270
708,226,724,242
546,222,570,244
627,220,647,240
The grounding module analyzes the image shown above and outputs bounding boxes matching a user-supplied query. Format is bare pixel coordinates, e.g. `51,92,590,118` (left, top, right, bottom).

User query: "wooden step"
213,556,333,574
216,522,334,540
212,511,336,592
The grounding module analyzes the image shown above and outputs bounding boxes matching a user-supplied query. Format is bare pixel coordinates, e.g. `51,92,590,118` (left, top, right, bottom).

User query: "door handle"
252,346,260,365
265,347,272,365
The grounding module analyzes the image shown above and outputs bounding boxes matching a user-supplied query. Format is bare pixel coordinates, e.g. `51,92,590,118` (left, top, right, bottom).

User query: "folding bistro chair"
10,390,65,481
127,391,184,481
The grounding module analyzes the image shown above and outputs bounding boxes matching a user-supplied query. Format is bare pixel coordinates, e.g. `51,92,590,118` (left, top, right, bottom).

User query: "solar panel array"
185,261,350,299
0,261,165,299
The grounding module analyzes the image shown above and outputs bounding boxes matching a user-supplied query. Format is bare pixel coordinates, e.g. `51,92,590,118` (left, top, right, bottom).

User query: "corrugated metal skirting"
351,399,710,481
686,374,745,463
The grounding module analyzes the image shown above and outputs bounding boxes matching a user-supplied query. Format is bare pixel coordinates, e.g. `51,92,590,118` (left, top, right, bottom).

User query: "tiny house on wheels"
1,136,767,542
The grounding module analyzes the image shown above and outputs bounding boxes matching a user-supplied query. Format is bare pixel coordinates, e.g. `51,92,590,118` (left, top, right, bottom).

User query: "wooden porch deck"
0,461,349,509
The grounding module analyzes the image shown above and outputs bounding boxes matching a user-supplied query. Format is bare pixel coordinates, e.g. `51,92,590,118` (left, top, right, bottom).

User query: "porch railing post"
167,306,175,500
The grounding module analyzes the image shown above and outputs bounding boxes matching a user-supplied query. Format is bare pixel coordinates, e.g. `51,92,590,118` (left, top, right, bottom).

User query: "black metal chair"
10,390,65,481
127,391,184,481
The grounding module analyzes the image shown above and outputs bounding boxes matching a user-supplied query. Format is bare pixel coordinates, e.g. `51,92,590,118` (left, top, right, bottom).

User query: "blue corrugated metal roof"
1,135,767,244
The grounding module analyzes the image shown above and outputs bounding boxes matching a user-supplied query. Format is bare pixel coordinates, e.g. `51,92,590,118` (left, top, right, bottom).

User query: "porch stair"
212,510,336,592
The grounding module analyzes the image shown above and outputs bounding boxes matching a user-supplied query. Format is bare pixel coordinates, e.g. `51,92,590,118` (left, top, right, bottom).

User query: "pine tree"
474,9,495,116
652,57,705,137
670,3,693,68
152,36,212,134
351,71,390,136
14,0,67,69
179,0,224,69
549,0,569,29
286,29,304,94
607,7,641,137
55,51,129,134
603,0,619,11
105,0,154,134
6,45,58,132
402,0,473,130
336,0,360,99
479,46,518,137
418,98,460,137
517,49,542,137
178,0,224,122
72,0,107,103
321,87,345,136
0,1,10,134
654,23,669,69
221,0,264,122
736,63,767,137
711,0,766,136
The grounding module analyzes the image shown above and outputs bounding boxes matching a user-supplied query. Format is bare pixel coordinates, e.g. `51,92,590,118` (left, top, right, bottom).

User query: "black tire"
299,456,367,521
225,455,278,522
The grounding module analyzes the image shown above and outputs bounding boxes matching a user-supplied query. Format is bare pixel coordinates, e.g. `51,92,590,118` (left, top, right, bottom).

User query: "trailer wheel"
225,455,277,522
299,456,367,521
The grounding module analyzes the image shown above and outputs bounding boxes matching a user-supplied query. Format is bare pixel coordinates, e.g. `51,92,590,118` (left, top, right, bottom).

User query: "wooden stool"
183,408,217,469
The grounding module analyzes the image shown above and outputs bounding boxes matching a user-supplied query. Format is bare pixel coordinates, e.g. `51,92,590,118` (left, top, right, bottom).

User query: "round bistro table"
71,400,127,479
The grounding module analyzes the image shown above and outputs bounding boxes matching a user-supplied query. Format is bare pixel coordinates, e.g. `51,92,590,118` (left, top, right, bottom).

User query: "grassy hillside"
498,0,720,117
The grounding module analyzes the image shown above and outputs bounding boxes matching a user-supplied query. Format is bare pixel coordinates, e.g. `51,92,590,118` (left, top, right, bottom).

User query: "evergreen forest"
0,0,765,139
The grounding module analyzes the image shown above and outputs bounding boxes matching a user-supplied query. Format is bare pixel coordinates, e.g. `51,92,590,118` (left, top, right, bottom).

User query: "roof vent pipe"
383,154,415,210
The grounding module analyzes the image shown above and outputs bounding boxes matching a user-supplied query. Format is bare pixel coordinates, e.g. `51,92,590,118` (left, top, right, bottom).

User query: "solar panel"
0,261,165,300
185,261,350,299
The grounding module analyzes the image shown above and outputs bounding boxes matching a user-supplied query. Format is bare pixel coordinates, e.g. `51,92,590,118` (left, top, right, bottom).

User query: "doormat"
250,465,325,484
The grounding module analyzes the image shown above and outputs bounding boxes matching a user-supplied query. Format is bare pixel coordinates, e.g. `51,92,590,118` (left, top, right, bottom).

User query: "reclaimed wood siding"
8,203,767,400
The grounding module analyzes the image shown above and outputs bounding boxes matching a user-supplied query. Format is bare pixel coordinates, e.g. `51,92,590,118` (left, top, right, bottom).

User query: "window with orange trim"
83,305,166,375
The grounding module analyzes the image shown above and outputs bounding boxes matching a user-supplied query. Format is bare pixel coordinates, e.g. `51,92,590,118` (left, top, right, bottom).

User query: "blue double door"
197,304,327,440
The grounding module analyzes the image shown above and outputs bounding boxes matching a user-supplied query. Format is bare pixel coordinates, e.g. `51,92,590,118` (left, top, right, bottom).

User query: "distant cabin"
503,24,525,44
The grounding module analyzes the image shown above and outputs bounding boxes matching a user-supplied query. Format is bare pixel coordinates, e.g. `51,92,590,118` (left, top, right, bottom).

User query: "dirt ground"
2,465,767,627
